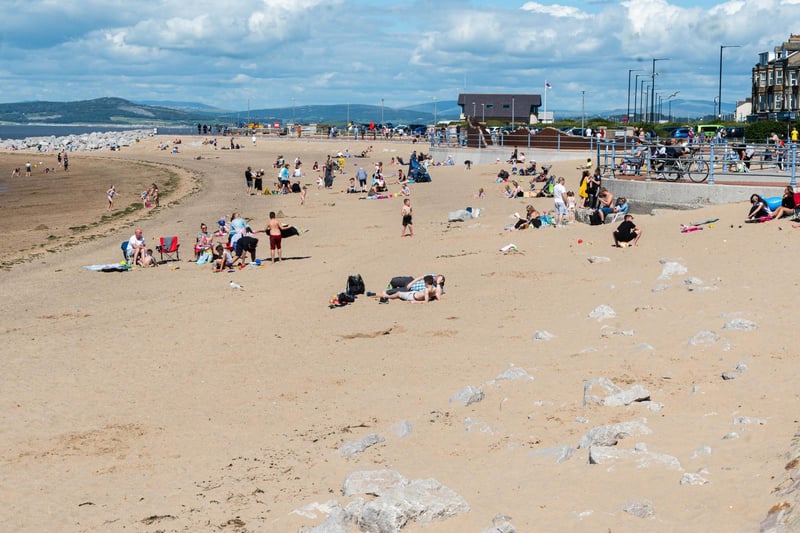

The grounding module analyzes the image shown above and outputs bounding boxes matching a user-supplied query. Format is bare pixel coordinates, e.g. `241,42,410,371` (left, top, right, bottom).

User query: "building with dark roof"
751,34,800,120
457,94,542,124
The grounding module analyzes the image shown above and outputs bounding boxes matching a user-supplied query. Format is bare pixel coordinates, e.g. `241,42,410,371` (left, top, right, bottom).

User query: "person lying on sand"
379,275,442,303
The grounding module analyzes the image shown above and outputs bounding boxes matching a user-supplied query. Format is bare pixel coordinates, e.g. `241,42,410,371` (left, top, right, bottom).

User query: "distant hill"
0,97,200,125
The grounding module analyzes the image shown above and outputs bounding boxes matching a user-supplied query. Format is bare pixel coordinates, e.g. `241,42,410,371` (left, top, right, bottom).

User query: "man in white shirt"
553,177,568,226
127,228,146,265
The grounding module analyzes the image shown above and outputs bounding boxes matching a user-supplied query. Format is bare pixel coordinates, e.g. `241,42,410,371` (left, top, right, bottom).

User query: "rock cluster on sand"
0,129,151,151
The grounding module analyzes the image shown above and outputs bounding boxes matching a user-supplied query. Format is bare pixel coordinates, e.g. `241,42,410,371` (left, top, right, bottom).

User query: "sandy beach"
1,134,799,532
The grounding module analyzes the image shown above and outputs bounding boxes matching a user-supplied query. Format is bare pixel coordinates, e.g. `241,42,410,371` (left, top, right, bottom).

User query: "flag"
545,82,552,89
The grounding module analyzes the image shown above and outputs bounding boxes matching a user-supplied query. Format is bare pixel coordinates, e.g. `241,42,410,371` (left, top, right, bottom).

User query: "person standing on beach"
63,153,69,172
25,161,32,176
553,177,568,226
244,166,254,195
401,198,413,237
266,211,286,263
106,185,116,211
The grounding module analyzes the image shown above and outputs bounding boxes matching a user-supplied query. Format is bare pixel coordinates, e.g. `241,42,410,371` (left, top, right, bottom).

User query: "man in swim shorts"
266,211,285,263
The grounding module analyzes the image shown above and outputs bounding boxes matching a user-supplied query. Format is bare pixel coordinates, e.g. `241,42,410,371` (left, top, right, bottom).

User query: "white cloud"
520,1,590,18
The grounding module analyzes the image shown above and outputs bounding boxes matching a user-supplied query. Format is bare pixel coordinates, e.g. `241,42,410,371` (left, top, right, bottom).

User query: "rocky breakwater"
0,129,152,152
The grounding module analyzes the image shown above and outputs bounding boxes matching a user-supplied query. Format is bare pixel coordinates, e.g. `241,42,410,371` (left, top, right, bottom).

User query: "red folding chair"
156,236,180,262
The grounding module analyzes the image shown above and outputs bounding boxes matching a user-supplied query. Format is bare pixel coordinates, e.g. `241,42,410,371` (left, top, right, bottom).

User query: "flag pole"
543,81,547,124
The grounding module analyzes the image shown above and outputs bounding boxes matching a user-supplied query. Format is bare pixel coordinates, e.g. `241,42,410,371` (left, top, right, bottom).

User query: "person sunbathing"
379,275,442,303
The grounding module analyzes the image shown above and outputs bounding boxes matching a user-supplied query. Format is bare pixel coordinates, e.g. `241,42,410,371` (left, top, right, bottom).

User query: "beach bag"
346,274,365,295
589,210,604,226
337,292,356,304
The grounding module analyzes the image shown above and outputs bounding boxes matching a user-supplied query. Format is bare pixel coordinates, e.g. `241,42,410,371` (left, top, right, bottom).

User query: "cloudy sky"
1,0,799,116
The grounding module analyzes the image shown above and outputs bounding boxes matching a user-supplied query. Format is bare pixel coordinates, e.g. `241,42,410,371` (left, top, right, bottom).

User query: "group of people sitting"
747,186,797,221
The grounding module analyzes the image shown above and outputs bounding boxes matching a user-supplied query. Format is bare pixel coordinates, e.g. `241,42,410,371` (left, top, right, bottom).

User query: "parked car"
670,127,692,139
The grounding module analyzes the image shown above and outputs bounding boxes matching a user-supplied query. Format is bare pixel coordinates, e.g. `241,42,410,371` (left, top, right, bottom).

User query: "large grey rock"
357,478,470,533
493,366,534,382
578,420,652,449
482,514,517,533
658,261,688,279
532,330,555,341
583,377,650,407
588,446,682,470
688,330,720,346
723,318,758,331
733,416,767,425
339,434,385,458
680,473,710,486
343,470,407,497
529,445,575,464
449,385,484,406
623,499,655,519
588,304,616,321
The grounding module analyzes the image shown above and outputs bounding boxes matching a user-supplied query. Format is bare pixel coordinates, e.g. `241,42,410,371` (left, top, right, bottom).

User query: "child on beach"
300,185,308,205
475,187,485,199
106,185,116,211
140,249,158,267
400,183,411,196
401,198,413,237
212,244,234,272
566,190,576,223
148,183,160,208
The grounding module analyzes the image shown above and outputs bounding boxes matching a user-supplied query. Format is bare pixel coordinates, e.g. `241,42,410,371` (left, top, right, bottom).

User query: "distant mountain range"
0,96,734,126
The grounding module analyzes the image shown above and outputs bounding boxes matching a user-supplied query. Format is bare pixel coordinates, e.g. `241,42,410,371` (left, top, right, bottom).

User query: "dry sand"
1,135,799,532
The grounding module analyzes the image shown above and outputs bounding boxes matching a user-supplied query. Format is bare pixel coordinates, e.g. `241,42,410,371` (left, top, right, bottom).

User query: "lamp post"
666,91,679,122
640,79,648,122
581,90,585,131
472,101,476,120
718,44,741,120
511,97,515,128
381,98,384,125
481,103,485,123
634,74,645,122
628,69,642,121
651,58,669,123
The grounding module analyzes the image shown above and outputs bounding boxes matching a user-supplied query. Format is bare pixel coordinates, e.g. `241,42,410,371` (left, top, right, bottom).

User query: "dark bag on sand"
346,274,365,295
589,210,604,226
337,292,355,304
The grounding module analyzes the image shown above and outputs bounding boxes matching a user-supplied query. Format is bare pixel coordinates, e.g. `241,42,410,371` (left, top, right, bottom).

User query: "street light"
472,101,476,120
634,74,645,121
651,58,670,123
718,44,741,120
581,90,585,131
481,103,485,122
640,79,648,122
512,97,515,128
628,69,642,121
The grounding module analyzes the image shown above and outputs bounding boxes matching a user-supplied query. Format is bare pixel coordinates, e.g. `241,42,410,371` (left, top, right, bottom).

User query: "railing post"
645,147,651,181
791,142,797,190
708,143,715,185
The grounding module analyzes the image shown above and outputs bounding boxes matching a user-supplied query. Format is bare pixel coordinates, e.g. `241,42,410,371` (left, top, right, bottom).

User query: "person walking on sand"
106,185,116,211
25,161,32,176
401,198,413,237
300,185,308,206
266,211,286,263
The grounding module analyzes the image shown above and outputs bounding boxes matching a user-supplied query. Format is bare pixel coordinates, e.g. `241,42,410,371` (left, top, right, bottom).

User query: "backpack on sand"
346,274,365,296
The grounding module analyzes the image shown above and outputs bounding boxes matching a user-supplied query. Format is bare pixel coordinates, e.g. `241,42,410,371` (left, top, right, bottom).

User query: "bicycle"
654,148,709,183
